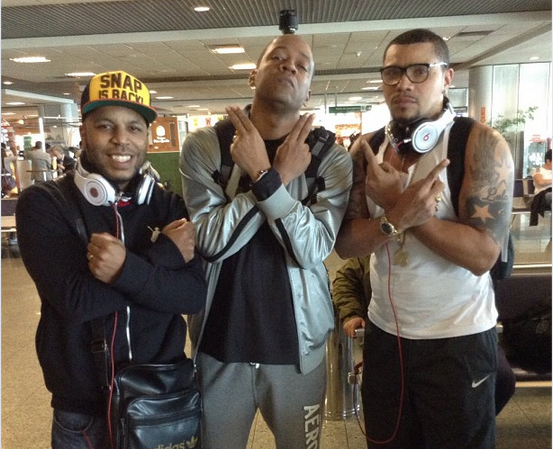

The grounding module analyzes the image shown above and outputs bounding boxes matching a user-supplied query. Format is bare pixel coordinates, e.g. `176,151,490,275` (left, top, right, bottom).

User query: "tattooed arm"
410,123,514,275
335,134,393,258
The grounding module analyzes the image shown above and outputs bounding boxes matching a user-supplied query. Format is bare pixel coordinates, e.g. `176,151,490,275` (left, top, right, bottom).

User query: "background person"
531,149,552,220
180,34,352,449
533,149,552,194
27,140,54,182
16,70,207,449
336,28,514,448
52,145,77,175
2,142,17,197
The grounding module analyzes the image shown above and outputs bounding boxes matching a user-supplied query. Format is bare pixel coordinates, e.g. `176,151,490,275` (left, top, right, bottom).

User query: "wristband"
253,168,270,184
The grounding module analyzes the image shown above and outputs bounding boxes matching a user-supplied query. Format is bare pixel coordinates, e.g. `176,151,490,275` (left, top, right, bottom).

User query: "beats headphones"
385,100,456,154
74,159,156,206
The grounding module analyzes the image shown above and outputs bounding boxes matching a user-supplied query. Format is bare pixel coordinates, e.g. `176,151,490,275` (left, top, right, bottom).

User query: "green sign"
329,105,371,113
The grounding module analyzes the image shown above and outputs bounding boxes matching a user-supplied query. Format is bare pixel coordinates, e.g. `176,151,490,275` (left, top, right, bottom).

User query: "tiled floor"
1,213,551,448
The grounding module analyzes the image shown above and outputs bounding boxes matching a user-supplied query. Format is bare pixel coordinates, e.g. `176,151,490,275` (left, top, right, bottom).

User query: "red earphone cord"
354,242,405,445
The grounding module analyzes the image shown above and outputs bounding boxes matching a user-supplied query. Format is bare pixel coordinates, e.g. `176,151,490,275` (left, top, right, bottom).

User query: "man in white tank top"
336,29,514,449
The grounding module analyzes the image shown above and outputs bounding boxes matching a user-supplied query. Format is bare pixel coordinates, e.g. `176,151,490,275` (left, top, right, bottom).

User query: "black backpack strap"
212,116,236,188
368,127,386,154
447,116,475,216
302,126,336,205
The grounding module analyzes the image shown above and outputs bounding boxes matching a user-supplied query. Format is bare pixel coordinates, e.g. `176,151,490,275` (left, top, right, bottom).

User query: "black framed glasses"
379,62,448,86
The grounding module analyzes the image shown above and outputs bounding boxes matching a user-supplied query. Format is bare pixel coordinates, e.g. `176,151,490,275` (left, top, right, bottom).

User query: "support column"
468,66,493,124
37,103,80,148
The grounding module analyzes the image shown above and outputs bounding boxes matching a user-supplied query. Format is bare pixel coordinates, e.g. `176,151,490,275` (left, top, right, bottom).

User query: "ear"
79,125,87,150
304,89,312,105
444,67,454,91
248,70,257,88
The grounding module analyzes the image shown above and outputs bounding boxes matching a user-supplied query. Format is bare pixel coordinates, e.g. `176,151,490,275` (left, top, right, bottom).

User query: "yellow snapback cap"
80,71,157,124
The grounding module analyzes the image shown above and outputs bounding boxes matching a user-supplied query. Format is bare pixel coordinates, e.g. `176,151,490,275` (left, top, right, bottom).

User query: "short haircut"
255,35,315,80
383,28,450,66
546,149,552,162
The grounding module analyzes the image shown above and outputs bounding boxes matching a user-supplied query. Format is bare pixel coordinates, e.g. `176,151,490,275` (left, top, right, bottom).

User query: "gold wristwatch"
379,214,401,237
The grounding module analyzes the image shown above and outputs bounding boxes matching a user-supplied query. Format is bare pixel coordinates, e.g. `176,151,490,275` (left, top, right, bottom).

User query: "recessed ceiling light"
230,63,256,70
150,90,158,94
529,56,540,61
368,79,382,84
210,45,245,55
156,96,174,100
65,72,95,77
3,81,14,85
194,6,210,12
349,96,363,101
63,92,71,95
6,102,25,105
187,105,201,108
1,112,16,116
10,56,51,63
361,86,378,91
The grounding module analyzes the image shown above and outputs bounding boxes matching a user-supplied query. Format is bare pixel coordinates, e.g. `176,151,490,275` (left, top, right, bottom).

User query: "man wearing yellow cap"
16,71,206,449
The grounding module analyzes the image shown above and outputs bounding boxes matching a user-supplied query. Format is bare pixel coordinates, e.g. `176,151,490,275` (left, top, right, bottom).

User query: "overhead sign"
329,105,371,113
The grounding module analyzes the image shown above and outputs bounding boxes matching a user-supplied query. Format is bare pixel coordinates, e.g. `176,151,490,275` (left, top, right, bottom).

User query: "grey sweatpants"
196,351,326,449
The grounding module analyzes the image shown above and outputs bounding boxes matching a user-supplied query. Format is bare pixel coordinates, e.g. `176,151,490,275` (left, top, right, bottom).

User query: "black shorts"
361,322,497,449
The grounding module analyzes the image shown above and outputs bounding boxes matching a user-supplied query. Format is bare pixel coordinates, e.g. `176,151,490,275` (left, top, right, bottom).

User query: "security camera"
279,9,298,34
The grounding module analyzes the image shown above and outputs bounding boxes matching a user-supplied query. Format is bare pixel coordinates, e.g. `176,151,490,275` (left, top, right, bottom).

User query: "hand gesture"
356,137,404,210
225,105,271,180
162,218,196,263
273,113,315,185
389,158,450,231
87,232,126,284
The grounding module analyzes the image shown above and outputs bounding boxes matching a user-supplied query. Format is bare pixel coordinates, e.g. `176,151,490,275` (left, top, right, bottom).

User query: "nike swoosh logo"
472,375,491,388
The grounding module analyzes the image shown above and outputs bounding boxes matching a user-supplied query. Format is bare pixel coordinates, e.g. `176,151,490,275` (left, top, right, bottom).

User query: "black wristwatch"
379,214,401,237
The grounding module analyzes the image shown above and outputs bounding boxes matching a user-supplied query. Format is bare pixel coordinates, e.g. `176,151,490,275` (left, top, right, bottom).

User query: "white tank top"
367,123,497,339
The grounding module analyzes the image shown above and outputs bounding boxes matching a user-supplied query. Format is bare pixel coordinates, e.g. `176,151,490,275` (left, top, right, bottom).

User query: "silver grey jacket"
180,126,352,374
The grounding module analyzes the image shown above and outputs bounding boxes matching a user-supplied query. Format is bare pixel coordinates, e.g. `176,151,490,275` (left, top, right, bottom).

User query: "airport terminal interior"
2,0,552,448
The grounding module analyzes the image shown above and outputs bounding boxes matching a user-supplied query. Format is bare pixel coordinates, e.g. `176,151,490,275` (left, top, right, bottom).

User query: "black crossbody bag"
91,316,202,449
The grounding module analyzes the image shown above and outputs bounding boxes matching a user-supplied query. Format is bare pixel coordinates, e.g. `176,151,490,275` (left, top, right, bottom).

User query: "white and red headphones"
74,159,156,206
385,100,456,154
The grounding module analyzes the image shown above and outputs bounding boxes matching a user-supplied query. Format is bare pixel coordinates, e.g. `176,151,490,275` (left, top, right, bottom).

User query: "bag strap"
212,116,236,188
368,127,386,154
302,126,336,205
447,116,476,216
37,176,113,387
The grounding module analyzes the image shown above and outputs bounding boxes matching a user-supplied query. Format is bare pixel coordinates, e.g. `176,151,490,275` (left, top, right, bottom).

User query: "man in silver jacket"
180,34,352,449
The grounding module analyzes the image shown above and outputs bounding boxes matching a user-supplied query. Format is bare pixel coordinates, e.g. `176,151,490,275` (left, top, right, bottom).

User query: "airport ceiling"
1,0,552,125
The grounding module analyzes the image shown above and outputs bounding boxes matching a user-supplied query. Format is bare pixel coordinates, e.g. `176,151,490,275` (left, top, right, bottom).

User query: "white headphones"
74,159,156,206
386,101,456,154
